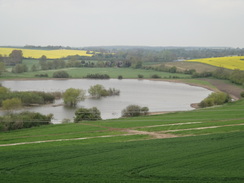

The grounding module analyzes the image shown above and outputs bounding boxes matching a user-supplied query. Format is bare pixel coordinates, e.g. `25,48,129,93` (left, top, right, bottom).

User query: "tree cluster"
12,64,28,73
0,112,52,131
0,50,23,66
0,86,56,107
74,107,101,122
88,84,120,99
192,68,244,86
63,88,85,107
122,105,149,117
199,92,231,108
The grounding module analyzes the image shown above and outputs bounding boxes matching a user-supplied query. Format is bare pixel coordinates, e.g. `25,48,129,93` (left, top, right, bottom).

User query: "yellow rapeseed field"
186,56,244,70
0,47,93,59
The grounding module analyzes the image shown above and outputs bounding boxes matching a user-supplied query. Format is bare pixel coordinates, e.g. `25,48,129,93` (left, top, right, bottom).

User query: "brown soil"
200,78,244,100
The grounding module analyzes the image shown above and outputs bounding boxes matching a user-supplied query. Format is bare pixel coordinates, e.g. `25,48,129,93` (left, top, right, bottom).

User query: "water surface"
0,79,211,123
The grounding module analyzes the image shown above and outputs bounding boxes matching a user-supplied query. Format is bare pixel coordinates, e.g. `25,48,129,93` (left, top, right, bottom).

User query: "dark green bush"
35,73,48,77
53,71,70,78
74,107,101,122
138,74,144,79
122,105,149,117
151,74,161,79
84,73,110,79
118,75,123,80
241,91,244,98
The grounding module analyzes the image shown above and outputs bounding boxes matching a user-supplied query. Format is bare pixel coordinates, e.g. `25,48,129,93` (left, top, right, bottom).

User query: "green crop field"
0,132,243,183
0,97,243,182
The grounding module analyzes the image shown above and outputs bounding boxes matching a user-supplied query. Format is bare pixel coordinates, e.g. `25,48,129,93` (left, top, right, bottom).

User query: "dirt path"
0,129,176,147
1,122,243,147
159,123,244,133
133,122,202,129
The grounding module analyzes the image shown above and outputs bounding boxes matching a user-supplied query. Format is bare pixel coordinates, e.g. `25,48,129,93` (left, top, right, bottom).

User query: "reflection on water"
0,79,212,123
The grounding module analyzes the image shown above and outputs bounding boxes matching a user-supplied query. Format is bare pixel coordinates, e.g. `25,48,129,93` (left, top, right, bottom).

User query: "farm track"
1,121,243,147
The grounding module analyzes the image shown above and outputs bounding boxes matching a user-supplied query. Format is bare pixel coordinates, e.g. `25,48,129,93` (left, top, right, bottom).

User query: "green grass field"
0,81,243,182
2,67,189,79
1,59,190,79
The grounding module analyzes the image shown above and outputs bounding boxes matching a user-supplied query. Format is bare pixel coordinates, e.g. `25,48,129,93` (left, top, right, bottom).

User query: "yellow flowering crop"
0,48,93,59
186,56,244,70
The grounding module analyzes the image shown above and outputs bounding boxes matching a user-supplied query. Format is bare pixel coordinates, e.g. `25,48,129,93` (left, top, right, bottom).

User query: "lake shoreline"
2,78,239,123
1,77,239,102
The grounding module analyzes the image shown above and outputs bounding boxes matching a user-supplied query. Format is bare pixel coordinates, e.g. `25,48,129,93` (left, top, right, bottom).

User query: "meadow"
2,59,190,79
186,56,244,70
0,47,92,59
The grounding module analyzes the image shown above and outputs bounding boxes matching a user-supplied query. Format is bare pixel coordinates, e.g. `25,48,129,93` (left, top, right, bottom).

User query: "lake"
0,79,212,123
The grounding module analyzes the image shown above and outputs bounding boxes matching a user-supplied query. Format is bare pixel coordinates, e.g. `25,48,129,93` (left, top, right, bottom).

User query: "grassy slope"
0,101,243,182
0,100,243,145
0,132,243,183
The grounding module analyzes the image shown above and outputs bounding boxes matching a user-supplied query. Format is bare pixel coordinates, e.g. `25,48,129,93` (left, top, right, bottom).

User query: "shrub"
32,92,55,103
84,73,110,79
0,86,10,95
199,92,231,108
241,91,244,98
2,98,22,111
141,107,149,115
12,64,28,73
122,105,149,117
53,71,70,78
88,84,120,98
169,66,177,73
63,88,86,107
74,107,101,122
62,118,72,124
229,69,244,85
138,74,144,79
118,75,123,80
35,73,48,77
184,69,196,75
151,74,161,79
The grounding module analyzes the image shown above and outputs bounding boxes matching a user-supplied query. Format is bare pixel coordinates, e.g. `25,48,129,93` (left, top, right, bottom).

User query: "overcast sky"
0,0,244,48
